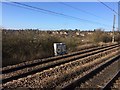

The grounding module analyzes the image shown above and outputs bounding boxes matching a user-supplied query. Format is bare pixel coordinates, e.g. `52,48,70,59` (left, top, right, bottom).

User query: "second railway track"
1,44,120,84
73,56,120,89
111,74,120,89
2,43,116,74
2,43,120,89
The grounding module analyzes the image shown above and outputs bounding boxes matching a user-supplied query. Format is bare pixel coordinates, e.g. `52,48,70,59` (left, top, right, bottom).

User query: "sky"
1,1,119,31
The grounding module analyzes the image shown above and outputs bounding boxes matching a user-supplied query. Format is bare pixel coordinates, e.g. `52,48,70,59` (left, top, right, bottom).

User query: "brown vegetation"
2,29,120,67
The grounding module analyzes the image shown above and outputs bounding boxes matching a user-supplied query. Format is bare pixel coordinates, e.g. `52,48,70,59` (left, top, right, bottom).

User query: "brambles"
2,29,120,67
2,30,82,67
2,30,60,67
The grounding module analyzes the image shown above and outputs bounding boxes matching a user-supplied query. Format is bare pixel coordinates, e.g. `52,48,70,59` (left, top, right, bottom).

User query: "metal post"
112,15,116,43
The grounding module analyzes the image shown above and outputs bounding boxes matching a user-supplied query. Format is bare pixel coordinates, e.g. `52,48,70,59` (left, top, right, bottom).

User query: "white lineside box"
53,43,67,56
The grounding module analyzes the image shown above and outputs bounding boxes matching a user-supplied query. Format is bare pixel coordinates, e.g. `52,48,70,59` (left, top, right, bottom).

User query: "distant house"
63,32,68,35
87,32,92,35
80,33,85,37
52,31,59,35
52,31,56,34
109,33,113,36
56,31,59,34
59,31,68,35
76,32,80,36
60,31,63,35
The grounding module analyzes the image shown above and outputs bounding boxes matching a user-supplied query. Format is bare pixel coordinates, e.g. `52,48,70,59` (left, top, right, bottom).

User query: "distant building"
63,32,68,35
76,32,80,35
60,31,63,35
87,32,92,35
52,31,59,34
80,33,85,37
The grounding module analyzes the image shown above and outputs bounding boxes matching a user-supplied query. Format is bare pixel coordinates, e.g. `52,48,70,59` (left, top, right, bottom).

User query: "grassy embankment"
2,29,120,67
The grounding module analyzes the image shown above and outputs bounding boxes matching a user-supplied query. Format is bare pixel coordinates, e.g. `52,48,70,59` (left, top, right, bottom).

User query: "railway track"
57,52,120,90
1,44,99,73
73,56,120,89
2,44,120,89
111,75,120,89
1,44,119,84
1,43,114,74
103,71,120,90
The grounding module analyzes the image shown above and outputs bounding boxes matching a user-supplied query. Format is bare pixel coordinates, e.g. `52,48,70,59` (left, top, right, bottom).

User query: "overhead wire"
3,0,113,29
98,0,120,16
3,2,50,15
58,2,111,22
98,0,120,31
3,2,89,23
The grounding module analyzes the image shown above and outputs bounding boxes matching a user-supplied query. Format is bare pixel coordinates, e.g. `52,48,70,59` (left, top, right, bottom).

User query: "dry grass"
2,29,120,67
